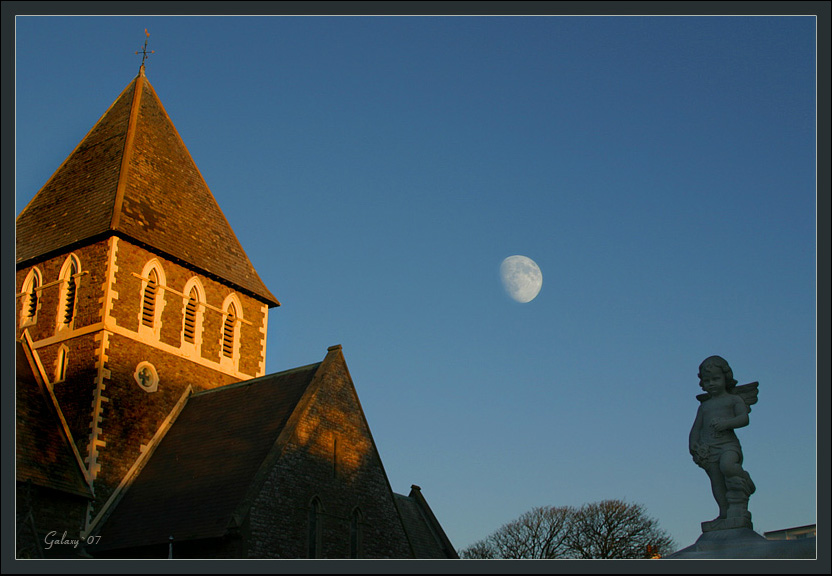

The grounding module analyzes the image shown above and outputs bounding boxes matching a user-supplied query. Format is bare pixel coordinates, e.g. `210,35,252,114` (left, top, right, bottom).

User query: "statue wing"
733,381,759,412
697,381,759,409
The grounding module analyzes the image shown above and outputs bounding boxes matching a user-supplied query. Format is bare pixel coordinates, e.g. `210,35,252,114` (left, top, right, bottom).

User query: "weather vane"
136,29,154,68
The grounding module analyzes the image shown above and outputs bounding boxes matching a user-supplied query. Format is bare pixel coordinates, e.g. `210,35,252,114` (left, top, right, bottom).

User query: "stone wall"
109,239,268,376
246,350,413,559
16,240,109,341
16,236,273,518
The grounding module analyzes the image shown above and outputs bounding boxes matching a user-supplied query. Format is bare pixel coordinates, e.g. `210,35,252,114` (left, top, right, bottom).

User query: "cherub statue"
688,355,758,529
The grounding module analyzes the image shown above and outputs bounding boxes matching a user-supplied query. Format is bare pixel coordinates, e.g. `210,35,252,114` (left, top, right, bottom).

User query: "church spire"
16,65,280,307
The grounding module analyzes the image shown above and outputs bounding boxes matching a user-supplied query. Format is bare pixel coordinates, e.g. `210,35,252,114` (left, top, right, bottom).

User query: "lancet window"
138,260,166,340
222,302,237,358
350,507,364,559
20,268,42,327
142,269,159,328
308,497,323,558
57,255,81,330
181,279,206,353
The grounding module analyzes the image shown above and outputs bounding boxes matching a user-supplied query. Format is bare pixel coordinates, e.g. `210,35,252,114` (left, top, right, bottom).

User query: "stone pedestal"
665,527,816,559
702,514,753,532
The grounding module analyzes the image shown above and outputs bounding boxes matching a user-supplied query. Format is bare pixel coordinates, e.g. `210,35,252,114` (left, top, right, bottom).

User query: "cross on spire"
136,29,154,69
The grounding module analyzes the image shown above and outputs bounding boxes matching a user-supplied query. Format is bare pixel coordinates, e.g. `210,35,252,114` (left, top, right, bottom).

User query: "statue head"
698,355,738,393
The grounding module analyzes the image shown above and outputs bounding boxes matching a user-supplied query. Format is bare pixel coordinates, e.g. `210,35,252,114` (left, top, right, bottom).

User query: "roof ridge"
15,77,136,227
110,72,144,230
130,77,281,307
190,362,322,397
85,384,193,538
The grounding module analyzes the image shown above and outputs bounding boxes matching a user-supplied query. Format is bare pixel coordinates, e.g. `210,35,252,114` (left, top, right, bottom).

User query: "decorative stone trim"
87,331,111,480
257,303,268,377
131,272,254,325
100,237,120,325
30,320,254,380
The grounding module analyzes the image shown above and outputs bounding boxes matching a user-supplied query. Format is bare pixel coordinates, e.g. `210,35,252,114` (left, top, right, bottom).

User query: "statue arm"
713,396,750,432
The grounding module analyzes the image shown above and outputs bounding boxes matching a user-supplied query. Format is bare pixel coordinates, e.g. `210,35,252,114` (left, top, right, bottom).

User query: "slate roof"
94,362,320,551
15,67,278,306
394,486,459,559
16,341,92,498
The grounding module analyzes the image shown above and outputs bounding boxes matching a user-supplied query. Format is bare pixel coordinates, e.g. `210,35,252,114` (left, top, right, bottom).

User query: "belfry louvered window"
61,257,80,326
64,274,77,323
183,288,198,343
27,277,40,320
21,268,42,326
222,303,237,358
142,269,159,328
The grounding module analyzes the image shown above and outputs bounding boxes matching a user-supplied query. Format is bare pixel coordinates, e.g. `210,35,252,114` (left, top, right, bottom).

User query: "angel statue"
688,355,758,530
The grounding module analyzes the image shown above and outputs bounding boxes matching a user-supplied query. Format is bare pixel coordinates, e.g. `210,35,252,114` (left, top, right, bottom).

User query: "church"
15,63,457,560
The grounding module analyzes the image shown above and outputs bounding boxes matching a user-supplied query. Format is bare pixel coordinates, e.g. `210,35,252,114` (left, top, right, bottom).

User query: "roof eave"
16,230,280,308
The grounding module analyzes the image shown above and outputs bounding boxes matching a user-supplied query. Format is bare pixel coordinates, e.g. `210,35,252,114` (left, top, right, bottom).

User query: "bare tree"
564,500,674,559
460,500,674,559
458,539,495,559
461,505,574,559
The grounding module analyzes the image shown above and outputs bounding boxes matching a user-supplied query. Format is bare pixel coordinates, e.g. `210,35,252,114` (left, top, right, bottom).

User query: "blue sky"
14,14,819,554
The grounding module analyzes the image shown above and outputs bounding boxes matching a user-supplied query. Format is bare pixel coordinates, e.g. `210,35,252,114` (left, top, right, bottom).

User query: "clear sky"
13,12,820,554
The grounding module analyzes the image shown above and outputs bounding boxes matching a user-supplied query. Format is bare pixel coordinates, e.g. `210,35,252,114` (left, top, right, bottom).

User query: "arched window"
20,268,42,327
349,508,364,559
138,261,166,340
219,294,243,371
142,269,159,328
55,346,68,382
183,287,199,343
57,255,81,330
181,278,205,352
222,302,237,358
308,497,323,559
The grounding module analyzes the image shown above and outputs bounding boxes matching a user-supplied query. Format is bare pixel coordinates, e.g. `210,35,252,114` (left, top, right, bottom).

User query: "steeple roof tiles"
16,69,279,307
16,81,134,264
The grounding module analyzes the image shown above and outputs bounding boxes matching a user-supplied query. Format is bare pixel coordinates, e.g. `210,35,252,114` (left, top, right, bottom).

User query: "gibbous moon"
500,255,542,303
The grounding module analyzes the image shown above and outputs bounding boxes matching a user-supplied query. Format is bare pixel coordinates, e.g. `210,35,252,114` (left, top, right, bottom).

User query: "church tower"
15,65,280,524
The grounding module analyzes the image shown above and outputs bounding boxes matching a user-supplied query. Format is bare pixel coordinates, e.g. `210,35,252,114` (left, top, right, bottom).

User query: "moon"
500,255,543,303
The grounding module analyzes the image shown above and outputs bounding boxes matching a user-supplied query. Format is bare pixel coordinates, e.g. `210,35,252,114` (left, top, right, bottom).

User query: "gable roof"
16,339,92,499
93,361,319,550
394,486,459,559
15,66,279,307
